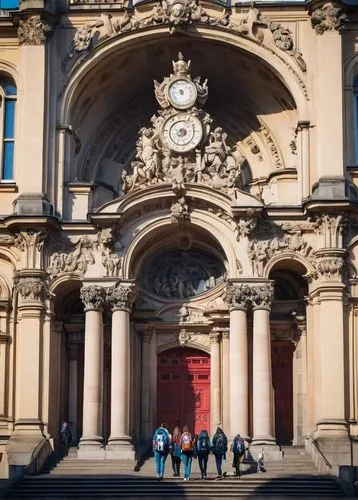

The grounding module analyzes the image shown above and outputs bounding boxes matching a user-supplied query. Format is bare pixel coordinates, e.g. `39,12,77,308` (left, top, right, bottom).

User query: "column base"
106,436,135,460
250,438,282,461
314,419,348,439
78,436,105,460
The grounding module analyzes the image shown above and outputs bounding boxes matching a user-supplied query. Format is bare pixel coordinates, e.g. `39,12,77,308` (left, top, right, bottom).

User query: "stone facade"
0,0,357,482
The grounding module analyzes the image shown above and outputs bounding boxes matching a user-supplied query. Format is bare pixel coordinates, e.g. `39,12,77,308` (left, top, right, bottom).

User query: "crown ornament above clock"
121,53,245,195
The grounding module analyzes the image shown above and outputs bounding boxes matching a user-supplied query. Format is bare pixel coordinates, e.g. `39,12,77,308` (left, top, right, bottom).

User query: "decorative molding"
17,15,54,45
311,2,348,34
312,214,345,249
170,196,190,224
178,328,191,346
107,284,135,311
80,285,106,311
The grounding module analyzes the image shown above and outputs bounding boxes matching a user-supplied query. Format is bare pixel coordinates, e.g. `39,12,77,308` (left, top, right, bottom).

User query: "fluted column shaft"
210,330,221,436
107,283,135,459
251,283,275,445
79,286,105,457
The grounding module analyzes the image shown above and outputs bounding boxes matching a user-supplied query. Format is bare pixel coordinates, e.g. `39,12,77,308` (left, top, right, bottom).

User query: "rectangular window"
0,0,19,8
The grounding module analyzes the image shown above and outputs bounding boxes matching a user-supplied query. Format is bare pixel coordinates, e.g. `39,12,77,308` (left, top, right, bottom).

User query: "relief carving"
17,15,53,45
311,3,348,34
48,236,95,277
97,228,121,278
313,214,345,249
170,196,190,224
314,256,344,280
178,328,191,345
236,218,257,240
259,125,283,169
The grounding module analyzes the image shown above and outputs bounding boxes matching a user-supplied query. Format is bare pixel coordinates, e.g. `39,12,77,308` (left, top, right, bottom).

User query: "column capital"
209,331,220,344
251,283,274,311
14,271,49,304
225,283,252,311
15,14,55,46
80,285,105,312
107,284,135,312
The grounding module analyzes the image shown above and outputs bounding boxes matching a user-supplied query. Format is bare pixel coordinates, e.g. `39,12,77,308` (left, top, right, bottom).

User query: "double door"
157,347,210,435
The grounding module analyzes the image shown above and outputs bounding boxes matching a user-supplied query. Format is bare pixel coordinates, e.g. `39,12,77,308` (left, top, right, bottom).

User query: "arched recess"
267,256,309,445
123,213,238,281
57,26,308,213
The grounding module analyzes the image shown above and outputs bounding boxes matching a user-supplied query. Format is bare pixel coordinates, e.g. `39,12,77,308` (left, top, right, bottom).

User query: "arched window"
354,74,358,163
0,77,16,181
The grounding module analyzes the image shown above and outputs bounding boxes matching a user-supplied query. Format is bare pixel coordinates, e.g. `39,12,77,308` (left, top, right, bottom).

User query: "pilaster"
209,329,221,436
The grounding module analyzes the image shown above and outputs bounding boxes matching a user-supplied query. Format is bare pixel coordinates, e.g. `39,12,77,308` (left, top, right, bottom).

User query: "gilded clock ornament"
162,113,203,153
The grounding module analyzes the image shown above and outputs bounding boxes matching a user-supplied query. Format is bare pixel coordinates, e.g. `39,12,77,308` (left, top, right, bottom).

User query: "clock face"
162,113,203,153
167,78,197,109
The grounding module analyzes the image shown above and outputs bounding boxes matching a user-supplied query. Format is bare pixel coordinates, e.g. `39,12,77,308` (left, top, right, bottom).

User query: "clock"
162,113,203,153
167,78,197,110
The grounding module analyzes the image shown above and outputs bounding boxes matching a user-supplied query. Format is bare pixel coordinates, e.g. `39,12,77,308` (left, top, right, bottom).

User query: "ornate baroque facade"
0,0,358,483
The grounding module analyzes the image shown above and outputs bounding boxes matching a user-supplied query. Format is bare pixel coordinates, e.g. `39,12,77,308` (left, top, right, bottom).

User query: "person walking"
180,425,194,480
231,433,246,477
212,426,228,480
171,424,182,477
152,423,170,481
196,429,211,479
60,420,72,456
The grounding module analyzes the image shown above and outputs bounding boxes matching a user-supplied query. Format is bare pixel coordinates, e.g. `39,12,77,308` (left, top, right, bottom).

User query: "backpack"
213,432,227,455
233,437,245,456
153,428,170,454
181,432,193,453
197,433,210,455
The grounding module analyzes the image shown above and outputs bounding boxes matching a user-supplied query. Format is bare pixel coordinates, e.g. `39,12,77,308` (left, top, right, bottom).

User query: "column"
67,344,79,443
251,283,277,449
78,286,105,459
210,330,221,436
221,329,230,434
296,121,310,200
312,250,348,438
226,284,250,439
293,317,307,445
7,271,48,466
107,283,135,459
139,326,153,443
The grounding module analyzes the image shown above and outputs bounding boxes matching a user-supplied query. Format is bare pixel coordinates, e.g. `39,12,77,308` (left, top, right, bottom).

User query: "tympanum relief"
140,249,225,299
121,53,245,196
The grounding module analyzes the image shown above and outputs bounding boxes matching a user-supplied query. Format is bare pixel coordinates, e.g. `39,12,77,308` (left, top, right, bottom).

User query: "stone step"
5,476,347,498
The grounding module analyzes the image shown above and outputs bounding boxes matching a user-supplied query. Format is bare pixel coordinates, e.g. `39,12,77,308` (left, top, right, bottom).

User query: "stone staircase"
1,446,349,498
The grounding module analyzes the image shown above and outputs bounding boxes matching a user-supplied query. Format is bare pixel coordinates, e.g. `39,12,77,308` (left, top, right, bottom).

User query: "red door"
157,347,210,435
271,340,294,444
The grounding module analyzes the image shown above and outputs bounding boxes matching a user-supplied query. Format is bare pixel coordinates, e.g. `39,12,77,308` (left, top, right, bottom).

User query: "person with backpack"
196,429,211,479
212,426,228,480
152,423,170,481
180,425,194,480
170,424,182,477
230,433,246,477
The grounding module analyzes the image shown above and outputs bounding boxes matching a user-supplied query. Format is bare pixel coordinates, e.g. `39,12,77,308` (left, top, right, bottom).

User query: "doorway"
157,347,210,435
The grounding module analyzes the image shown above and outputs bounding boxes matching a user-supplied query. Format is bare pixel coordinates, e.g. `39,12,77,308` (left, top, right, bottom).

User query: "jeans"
154,451,168,478
171,454,181,476
232,453,243,476
215,454,225,476
181,452,193,478
198,453,209,476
